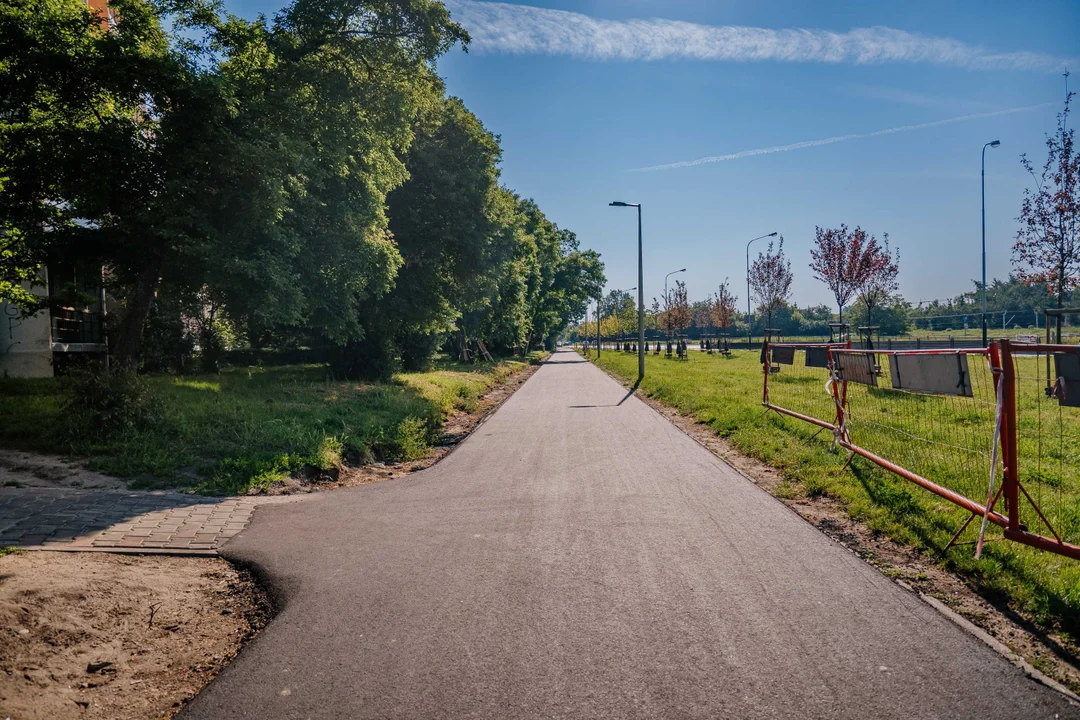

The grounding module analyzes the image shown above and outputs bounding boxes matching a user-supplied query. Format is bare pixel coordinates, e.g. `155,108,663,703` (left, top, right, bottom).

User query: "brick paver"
0,487,281,554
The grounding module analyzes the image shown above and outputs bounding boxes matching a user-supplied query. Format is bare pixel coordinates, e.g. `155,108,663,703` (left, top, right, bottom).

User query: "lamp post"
745,232,779,347
610,202,645,381
981,140,1000,347
595,296,601,358
663,269,686,342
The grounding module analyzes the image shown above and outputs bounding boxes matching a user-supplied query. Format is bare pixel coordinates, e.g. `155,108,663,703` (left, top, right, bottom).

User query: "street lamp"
664,269,686,308
981,140,1000,347
610,202,645,381
595,295,601,358
745,232,779,347
663,269,686,342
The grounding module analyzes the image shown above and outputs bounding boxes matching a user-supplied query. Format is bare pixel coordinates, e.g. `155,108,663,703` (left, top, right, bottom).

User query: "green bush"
398,330,441,372
372,416,437,462
141,295,196,374
54,366,161,447
334,336,397,381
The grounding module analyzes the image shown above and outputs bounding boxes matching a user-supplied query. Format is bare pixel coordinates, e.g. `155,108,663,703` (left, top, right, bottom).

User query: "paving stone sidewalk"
0,487,288,554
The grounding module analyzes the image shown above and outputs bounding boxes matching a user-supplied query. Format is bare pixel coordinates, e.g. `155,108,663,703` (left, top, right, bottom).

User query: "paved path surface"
0,488,265,553
184,350,1079,719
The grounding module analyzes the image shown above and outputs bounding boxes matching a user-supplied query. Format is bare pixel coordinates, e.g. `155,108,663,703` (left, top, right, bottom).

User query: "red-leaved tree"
668,280,692,337
858,236,900,328
809,224,889,326
749,238,793,331
1013,92,1079,342
712,279,738,331
658,281,691,339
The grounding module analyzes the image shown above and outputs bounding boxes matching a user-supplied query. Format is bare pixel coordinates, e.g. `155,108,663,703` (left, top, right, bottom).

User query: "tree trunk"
1057,256,1065,344
113,252,165,369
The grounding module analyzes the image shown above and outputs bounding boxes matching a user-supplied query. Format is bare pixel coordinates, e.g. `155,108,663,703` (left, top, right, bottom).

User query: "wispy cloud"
447,1,1075,72
633,103,1054,172
846,85,1004,113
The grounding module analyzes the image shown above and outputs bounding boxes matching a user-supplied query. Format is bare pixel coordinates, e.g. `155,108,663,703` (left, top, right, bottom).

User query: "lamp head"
768,232,778,237
609,201,628,207
678,268,686,272
990,140,1001,148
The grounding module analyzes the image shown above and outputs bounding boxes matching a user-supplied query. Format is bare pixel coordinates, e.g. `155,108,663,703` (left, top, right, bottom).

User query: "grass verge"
586,347,1080,648
0,355,541,495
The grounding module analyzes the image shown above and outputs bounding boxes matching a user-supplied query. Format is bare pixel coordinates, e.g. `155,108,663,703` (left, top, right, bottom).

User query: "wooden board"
772,346,795,365
1055,352,1080,407
888,353,973,397
834,352,878,387
804,346,830,369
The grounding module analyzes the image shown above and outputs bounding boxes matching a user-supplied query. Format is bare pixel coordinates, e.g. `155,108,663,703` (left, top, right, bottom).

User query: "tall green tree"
381,89,505,369
514,199,603,352
0,0,467,366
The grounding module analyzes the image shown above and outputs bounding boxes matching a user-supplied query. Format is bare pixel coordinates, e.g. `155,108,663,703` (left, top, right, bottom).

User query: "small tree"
809,224,887,325
617,295,637,342
667,280,692,337
750,237,793,330
1013,92,1079,342
858,236,900,328
647,298,661,332
692,301,712,335
659,291,674,339
711,279,738,331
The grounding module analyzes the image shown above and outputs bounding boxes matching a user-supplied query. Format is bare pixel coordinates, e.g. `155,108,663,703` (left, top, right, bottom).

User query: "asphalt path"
183,349,1079,719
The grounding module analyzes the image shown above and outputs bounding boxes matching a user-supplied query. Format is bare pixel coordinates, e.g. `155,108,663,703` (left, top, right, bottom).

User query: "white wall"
1,274,53,378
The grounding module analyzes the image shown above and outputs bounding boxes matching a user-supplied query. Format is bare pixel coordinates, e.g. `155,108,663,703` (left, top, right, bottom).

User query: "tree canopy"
1013,93,1078,341
0,0,604,376
749,237,793,330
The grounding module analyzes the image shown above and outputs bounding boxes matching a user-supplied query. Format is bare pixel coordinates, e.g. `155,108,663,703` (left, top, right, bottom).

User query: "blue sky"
228,0,1079,309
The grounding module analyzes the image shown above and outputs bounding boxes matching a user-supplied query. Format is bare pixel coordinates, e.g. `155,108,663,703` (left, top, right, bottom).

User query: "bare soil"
0,552,271,720
0,451,126,491
0,361,543,719
255,357,546,494
631,390,1080,696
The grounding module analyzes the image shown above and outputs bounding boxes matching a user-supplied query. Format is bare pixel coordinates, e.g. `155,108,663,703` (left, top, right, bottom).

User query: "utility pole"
981,139,1000,346
609,202,646,381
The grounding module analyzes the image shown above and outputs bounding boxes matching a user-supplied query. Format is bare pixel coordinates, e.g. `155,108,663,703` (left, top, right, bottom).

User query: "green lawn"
0,355,540,495
585,347,1080,645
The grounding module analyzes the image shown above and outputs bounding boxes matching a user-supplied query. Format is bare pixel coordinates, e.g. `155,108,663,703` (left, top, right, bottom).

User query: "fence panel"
828,347,1007,529
758,339,1080,558
1006,342,1080,555
762,342,847,431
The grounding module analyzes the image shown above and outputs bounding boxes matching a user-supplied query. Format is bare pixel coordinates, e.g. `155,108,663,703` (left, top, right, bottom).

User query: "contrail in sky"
445,1,1075,71
632,103,1055,172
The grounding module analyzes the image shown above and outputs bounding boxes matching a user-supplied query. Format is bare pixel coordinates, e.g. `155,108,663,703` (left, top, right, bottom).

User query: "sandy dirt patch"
0,451,126,491
0,552,271,719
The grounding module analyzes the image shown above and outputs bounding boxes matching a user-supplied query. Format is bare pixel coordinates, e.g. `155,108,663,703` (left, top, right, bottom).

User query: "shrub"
141,296,196,374
334,336,397,381
398,330,441,372
54,366,161,447
371,416,437,462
